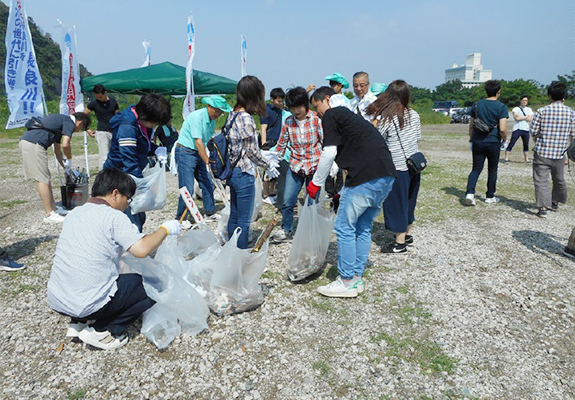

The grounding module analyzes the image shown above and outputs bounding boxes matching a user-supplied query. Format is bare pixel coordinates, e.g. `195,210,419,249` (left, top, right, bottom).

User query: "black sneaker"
536,209,548,218
391,242,407,253
405,235,414,246
563,247,575,259
551,202,559,211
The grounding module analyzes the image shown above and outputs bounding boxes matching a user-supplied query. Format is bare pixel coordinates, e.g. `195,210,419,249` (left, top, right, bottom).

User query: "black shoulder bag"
472,102,496,135
393,120,427,175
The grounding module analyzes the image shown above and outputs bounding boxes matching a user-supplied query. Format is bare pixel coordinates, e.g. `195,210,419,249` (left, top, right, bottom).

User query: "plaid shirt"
276,110,323,175
531,102,575,159
227,111,270,173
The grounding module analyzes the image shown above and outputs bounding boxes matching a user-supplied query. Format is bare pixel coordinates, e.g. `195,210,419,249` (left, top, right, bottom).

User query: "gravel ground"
1,123,574,400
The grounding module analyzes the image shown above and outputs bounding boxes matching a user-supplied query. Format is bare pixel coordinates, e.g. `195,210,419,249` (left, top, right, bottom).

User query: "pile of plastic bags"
121,224,269,349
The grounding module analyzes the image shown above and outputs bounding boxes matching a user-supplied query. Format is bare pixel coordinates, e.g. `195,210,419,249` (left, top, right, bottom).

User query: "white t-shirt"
48,200,144,317
350,91,377,121
512,106,533,131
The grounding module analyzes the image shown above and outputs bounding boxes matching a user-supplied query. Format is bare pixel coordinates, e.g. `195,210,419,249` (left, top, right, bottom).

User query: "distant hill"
0,1,91,100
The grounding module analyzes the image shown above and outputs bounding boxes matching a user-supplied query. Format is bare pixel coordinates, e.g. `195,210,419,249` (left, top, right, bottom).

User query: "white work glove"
267,166,280,179
160,220,182,236
329,162,339,178
155,146,168,164
261,150,279,167
63,159,72,174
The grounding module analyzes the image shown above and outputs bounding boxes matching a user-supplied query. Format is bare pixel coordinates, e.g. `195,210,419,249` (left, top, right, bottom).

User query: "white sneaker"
484,197,500,204
66,321,89,338
271,229,288,242
205,213,221,221
55,206,68,216
43,211,65,223
350,276,364,294
78,326,129,350
262,196,276,205
317,276,358,298
181,220,193,230
464,194,476,206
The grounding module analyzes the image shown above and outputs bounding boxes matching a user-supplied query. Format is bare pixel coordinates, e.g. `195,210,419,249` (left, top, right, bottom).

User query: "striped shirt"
47,199,144,318
276,110,323,175
531,102,575,159
227,111,270,174
377,108,422,171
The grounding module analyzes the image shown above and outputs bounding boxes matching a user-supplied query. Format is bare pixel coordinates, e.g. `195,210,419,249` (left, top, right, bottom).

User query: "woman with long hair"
366,80,422,253
226,76,279,249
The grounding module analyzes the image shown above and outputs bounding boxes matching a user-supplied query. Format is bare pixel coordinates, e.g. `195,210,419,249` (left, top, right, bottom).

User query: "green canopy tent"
80,62,237,95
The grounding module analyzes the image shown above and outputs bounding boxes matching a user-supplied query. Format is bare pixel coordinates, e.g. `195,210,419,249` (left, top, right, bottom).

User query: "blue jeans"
227,168,255,249
175,145,215,219
466,141,500,198
281,169,315,233
334,177,395,280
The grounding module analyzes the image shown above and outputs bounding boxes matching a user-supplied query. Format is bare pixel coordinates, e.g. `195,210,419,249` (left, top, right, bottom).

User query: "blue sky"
9,0,575,94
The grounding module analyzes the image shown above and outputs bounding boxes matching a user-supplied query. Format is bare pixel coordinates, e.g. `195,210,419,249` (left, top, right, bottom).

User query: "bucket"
66,183,89,209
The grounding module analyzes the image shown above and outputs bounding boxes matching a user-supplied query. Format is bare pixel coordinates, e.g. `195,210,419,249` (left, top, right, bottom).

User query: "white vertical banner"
140,40,151,68
240,35,247,77
58,21,84,115
4,0,45,129
182,13,196,119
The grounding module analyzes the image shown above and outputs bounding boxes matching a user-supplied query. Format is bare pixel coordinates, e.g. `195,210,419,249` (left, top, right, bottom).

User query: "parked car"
450,107,471,124
433,100,458,116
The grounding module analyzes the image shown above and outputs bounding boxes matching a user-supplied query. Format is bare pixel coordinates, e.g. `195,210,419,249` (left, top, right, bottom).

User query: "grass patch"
312,360,330,377
68,389,87,399
395,285,409,294
311,300,336,313
13,284,41,294
0,199,27,208
372,331,457,374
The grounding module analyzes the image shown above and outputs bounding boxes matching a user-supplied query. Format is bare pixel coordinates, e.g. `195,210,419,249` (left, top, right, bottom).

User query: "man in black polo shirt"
19,113,91,223
84,85,119,168
307,86,396,298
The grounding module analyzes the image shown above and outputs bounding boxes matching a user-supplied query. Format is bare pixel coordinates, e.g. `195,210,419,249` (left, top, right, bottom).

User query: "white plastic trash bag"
169,145,178,176
215,204,230,244
287,196,334,281
130,162,167,213
251,175,263,222
188,228,269,316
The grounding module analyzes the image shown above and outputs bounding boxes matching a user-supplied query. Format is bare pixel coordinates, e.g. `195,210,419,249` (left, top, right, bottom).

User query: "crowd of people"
3,72,574,350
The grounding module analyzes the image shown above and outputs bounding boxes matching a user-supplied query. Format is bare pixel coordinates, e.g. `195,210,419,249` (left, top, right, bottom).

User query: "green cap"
370,83,388,96
324,72,349,89
201,96,232,113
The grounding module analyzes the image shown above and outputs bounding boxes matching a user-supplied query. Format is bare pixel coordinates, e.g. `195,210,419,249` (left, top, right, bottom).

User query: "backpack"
566,139,575,162
207,113,241,180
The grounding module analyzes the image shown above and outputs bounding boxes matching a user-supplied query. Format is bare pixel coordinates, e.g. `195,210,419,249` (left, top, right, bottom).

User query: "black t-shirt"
155,125,179,151
20,114,75,149
322,106,396,187
87,97,119,132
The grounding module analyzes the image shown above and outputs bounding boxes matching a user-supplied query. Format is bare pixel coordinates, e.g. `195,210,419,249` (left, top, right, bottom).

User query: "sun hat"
370,83,388,96
201,96,232,112
324,72,349,89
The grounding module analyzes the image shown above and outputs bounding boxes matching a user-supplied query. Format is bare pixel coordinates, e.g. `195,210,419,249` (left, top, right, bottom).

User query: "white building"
445,53,492,88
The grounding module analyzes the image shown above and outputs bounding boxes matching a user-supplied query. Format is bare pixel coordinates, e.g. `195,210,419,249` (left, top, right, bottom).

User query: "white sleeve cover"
312,145,337,187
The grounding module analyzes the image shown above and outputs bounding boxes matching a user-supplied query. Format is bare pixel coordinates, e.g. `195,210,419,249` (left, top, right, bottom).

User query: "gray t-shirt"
48,199,144,318
20,114,75,149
